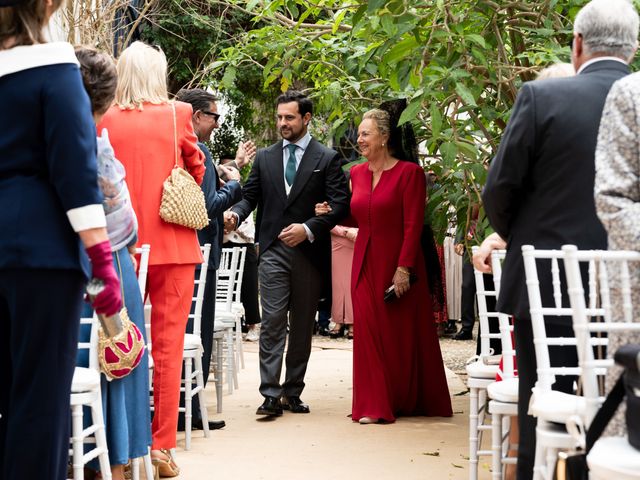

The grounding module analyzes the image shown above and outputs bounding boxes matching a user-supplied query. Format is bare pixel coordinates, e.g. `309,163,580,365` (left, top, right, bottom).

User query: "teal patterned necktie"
285,143,298,186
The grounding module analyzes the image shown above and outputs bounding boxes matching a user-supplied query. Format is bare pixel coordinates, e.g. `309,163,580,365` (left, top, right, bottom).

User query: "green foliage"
145,0,640,244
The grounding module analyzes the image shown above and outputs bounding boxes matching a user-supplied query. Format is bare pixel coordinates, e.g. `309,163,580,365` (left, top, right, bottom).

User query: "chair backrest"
471,246,502,359
78,314,100,372
522,245,583,392
191,243,211,337
216,247,241,312
136,244,151,301
563,244,640,425
491,249,516,379
231,246,247,304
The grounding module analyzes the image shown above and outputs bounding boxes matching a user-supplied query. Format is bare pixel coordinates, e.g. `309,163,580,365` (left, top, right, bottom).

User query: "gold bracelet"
396,267,410,276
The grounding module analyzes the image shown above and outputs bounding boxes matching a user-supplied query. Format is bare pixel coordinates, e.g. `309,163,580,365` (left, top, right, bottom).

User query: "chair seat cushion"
487,378,519,403
588,436,640,480
528,389,586,423
466,360,499,379
71,367,100,393
184,333,202,350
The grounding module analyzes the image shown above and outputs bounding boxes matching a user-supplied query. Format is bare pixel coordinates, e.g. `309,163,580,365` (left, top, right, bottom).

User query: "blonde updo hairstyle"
362,109,391,146
115,41,169,110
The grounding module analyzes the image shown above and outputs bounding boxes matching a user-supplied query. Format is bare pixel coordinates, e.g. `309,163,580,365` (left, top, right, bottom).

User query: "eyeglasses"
201,111,221,123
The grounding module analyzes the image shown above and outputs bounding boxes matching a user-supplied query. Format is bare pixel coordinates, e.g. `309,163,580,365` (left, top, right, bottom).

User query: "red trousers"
148,263,196,449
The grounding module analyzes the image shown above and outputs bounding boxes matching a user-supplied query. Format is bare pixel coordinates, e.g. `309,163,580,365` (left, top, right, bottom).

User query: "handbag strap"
585,373,626,453
171,102,178,168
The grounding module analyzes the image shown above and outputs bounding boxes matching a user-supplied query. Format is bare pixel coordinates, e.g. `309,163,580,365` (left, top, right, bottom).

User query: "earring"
381,143,385,147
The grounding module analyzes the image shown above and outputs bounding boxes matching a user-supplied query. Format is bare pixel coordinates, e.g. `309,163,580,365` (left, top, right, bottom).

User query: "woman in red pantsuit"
98,42,204,476
349,108,452,424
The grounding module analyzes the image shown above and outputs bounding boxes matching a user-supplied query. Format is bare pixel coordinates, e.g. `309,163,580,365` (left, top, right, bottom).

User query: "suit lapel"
286,139,322,207
267,140,287,203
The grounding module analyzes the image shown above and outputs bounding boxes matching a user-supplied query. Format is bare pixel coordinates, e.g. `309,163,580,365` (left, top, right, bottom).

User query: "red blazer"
99,102,205,265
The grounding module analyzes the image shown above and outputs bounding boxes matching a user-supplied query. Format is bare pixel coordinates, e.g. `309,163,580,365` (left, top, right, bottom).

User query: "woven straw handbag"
159,102,209,230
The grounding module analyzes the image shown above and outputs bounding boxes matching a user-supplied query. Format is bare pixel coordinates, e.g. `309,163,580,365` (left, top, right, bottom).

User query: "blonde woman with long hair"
98,41,204,477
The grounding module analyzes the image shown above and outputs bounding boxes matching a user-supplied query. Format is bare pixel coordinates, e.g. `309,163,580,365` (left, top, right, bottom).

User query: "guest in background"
480,1,637,476
0,3,121,478
98,41,205,476
595,71,640,437
75,46,151,480
222,208,262,341
175,88,245,432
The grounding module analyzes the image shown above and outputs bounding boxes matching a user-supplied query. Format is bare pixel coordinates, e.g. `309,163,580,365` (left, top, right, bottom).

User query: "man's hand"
219,164,241,182
278,223,307,247
223,211,237,233
472,232,507,274
235,140,257,169
454,243,465,256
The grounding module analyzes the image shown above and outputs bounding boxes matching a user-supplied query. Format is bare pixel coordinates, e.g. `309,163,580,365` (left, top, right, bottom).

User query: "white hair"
574,0,639,60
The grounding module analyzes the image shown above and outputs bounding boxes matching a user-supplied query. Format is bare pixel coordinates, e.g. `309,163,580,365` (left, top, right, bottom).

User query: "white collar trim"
0,42,78,78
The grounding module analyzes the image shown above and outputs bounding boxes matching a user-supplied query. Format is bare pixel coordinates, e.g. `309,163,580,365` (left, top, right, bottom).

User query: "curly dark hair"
74,46,117,115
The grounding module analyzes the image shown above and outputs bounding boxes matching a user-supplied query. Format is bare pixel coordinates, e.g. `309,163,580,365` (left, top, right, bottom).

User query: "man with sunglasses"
175,88,255,431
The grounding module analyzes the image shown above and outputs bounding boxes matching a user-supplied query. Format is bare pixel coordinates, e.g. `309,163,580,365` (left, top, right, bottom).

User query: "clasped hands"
223,211,306,247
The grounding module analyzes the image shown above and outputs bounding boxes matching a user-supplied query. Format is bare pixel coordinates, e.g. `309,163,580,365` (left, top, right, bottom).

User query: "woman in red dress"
349,108,452,423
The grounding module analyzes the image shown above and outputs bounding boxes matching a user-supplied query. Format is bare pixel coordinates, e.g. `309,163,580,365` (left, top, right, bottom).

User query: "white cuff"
66,204,107,232
303,223,315,243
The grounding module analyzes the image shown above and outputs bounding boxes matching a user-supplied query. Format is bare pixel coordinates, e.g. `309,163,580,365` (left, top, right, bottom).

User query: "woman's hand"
392,267,411,298
345,228,357,242
315,201,332,216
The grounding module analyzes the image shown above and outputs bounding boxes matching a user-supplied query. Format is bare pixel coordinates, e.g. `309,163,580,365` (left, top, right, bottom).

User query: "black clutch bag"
383,273,418,303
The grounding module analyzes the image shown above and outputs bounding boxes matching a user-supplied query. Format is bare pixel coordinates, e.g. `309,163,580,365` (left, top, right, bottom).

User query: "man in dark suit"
176,88,251,430
226,90,349,416
477,1,638,477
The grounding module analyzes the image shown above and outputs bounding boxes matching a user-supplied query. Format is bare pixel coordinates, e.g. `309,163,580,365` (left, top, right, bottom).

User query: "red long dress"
350,161,453,422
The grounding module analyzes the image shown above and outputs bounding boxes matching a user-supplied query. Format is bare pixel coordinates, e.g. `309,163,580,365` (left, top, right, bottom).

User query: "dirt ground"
161,330,494,480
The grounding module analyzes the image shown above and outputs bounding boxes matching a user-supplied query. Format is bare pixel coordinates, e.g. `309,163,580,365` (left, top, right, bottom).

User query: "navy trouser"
0,269,84,480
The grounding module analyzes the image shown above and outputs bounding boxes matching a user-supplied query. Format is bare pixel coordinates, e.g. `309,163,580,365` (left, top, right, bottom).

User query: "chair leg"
468,386,479,480
71,404,85,480
184,357,193,451
215,336,223,413
236,315,245,370
491,408,502,480
91,395,112,480
533,426,546,480
225,329,235,393
131,458,140,480
143,450,154,480
545,447,557,480
194,353,210,438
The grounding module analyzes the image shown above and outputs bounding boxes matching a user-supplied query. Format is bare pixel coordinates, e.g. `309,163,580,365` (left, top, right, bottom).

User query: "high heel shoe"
329,325,345,339
346,325,354,340
151,449,180,478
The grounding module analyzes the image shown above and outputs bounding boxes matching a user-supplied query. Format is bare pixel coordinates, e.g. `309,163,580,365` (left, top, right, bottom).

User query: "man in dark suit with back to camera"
476,0,639,478
225,90,349,416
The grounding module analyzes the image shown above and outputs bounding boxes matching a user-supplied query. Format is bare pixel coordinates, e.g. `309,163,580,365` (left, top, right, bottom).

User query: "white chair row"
473,244,640,480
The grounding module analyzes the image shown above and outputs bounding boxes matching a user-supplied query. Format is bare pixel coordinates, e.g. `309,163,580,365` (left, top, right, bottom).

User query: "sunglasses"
201,110,221,122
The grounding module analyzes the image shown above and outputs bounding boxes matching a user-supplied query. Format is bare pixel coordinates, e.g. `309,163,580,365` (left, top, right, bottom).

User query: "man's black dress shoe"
192,418,226,430
256,396,283,416
281,396,310,414
453,329,473,340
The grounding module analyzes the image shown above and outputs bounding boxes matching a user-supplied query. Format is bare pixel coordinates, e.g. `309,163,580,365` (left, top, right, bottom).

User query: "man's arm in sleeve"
230,150,262,225
305,151,350,236
482,82,536,240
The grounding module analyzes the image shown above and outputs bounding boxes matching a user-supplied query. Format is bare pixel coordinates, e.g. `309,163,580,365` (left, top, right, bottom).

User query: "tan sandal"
151,449,180,478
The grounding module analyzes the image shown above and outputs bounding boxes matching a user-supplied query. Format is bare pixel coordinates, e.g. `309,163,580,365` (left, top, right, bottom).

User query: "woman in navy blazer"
0,1,122,479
